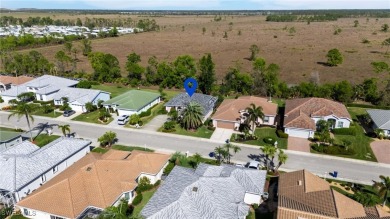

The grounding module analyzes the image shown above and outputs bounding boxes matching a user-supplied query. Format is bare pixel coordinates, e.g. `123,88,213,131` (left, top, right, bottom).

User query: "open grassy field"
10,12,390,86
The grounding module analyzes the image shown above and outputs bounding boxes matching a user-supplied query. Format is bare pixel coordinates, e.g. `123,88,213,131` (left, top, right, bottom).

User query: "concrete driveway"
371,140,390,164
210,128,234,143
142,115,168,131
288,137,311,152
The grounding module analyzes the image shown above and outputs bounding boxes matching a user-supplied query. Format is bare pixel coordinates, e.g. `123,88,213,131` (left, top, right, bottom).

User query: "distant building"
0,138,91,206
367,109,390,137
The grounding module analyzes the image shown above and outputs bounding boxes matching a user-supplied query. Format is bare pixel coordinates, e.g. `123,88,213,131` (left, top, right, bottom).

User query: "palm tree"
193,153,202,164
223,143,232,164
214,146,225,164
261,145,274,171
245,103,264,134
98,199,128,219
8,102,35,141
373,175,390,206
276,149,288,171
98,131,117,148
181,102,204,130
58,124,70,137
85,102,95,113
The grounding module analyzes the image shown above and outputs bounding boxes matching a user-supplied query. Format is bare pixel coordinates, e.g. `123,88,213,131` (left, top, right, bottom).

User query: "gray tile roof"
367,110,390,130
53,87,108,105
1,75,78,97
141,163,266,219
0,137,91,192
164,93,217,116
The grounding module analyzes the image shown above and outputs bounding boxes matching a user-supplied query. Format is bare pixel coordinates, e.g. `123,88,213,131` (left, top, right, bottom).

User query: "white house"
0,76,33,93
0,137,91,206
0,75,78,103
212,96,278,130
284,98,352,138
53,87,110,112
141,164,267,219
367,109,390,137
164,93,218,122
103,90,160,116
16,150,170,219
0,131,23,152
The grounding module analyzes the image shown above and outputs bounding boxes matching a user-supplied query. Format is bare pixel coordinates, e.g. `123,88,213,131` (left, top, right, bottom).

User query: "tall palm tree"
223,143,232,164
8,102,35,141
276,149,288,171
245,103,264,134
58,124,71,137
373,175,390,206
214,146,225,164
181,102,204,130
261,145,274,171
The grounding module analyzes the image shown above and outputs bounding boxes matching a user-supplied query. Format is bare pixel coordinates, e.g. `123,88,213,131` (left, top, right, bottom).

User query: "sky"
0,0,389,10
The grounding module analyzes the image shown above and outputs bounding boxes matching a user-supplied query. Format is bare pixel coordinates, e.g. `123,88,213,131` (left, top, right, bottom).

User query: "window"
124,192,130,200
41,174,46,183
337,121,344,128
53,166,58,173
263,116,269,123
23,209,29,215
50,216,65,219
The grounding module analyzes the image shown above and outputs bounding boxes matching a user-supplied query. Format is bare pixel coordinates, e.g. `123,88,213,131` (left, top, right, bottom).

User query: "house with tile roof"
367,109,390,137
0,75,34,93
16,150,170,219
53,87,110,112
277,169,390,219
212,96,278,130
141,163,267,219
0,75,79,103
0,138,91,206
164,93,218,121
103,90,160,116
284,98,352,138
0,131,23,152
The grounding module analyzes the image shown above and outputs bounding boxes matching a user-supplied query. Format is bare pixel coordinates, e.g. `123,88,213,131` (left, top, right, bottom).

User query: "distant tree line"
266,14,343,22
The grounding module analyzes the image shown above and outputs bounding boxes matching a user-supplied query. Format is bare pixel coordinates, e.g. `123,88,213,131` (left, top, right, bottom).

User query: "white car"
247,160,262,170
117,115,130,125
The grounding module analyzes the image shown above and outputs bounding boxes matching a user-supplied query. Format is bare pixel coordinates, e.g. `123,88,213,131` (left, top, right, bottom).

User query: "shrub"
345,187,351,191
154,180,161,187
163,162,175,175
138,120,143,126
252,203,259,209
263,136,276,145
0,96,3,103
332,127,356,136
76,80,93,89
139,109,152,118
132,193,143,206
163,121,176,131
276,130,289,138
129,114,140,125
207,126,216,131
136,177,153,193
311,144,356,155
158,108,168,114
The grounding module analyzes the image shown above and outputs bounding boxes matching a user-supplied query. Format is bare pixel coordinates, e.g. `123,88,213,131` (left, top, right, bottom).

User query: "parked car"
63,110,75,117
247,160,262,170
117,115,130,125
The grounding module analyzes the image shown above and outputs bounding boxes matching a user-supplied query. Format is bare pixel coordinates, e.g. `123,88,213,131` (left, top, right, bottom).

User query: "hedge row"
311,144,356,155
276,130,289,138
132,193,143,206
332,127,356,136
346,103,390,110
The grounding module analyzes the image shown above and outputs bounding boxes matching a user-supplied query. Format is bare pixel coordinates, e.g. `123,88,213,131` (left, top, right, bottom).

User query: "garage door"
216,121,235,129
286,128,311,138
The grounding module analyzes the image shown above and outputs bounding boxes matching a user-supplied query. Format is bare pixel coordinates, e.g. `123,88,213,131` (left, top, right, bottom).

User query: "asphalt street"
1,111,389,185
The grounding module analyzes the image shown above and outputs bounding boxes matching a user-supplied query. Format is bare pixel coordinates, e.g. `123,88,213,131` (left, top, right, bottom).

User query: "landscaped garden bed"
231,127,287,149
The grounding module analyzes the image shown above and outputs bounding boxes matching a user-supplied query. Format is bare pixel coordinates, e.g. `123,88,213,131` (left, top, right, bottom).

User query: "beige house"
277,170,390,219
212,96,278,130
16,150,170,219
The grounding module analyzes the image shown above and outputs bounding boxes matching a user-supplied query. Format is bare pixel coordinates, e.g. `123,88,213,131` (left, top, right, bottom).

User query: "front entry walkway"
371,140,390,164
288,137,311,152
210,128,235,143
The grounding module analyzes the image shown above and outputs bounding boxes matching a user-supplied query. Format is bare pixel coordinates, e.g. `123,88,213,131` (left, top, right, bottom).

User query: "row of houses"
0,25,137,38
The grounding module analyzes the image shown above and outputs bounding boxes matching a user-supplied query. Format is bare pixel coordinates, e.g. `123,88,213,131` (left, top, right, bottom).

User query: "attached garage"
284,128,313,139
215,121,236,129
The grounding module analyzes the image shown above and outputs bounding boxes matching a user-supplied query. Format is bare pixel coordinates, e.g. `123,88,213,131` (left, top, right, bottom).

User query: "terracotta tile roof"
278,170,367,218
212,96,278,121
17,150,170,219
284,98,351,130
0,76,34,85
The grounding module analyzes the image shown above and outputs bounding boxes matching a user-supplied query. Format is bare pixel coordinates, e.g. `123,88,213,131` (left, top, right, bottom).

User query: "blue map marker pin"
184,78,197,97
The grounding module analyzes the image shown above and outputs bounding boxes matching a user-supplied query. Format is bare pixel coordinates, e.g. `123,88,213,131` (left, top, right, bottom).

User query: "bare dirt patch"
13,14,390,85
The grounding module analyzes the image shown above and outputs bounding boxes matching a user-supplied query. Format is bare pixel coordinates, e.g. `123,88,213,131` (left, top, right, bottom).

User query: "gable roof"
0,137,91,192
367,110,390,130
284,98,351,130
141,163,267,219
16,150,170,219
103,90,160,111
164,93,217,116
278,170,390,219
1,75,78,97
0,75,34,86
53,87,109,105
212,96,278,122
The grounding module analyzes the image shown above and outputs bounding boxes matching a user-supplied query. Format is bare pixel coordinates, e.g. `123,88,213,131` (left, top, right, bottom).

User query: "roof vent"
86,167,92,171
298,180,302,186
192,187,198,192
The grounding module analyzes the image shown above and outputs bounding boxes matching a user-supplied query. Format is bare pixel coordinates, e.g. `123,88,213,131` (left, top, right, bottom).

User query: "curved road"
1,111,389,185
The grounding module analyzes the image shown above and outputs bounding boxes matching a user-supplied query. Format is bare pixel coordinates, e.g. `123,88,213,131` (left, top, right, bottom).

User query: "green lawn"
72,110,113,125
10,215,29,219
32,108,62,118
132,188,157,217
0,126,21,131
33,134,61,147
91,84,180,99
231,127,287,149
91,145,154,154
160,124,214,139
347,107,368,120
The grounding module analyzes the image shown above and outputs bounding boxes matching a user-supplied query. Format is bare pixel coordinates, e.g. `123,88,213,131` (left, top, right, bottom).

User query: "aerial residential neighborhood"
0,3,390,219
